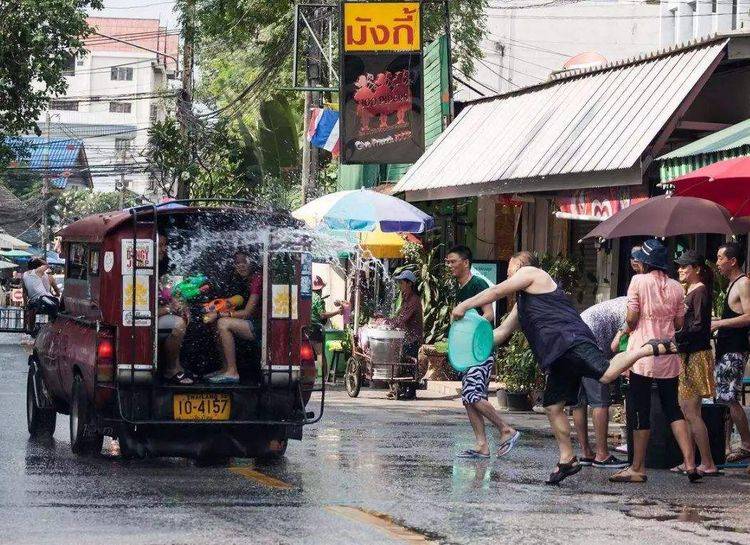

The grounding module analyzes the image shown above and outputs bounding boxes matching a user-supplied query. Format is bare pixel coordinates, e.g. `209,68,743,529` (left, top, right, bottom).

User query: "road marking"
325,505,438,544
228,467,294,490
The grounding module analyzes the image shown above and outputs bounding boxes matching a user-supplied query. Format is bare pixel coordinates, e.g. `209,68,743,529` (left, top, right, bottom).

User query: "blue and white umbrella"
293,189,434,233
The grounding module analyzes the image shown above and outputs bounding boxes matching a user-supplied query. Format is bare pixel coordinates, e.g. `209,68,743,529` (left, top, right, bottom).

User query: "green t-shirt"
457,274,490,316
311,292,326,326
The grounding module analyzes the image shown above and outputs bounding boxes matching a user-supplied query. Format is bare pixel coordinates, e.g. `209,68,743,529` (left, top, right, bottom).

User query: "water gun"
172,275,210,301
202,295,244,323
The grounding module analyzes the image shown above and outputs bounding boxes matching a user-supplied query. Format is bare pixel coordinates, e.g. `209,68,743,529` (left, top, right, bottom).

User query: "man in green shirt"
446,246,519,459
311,275,342,332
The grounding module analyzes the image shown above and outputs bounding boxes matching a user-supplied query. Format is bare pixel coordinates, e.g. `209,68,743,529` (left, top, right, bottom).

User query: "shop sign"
340,2,424,164
343,2,421,52
555,187,648,222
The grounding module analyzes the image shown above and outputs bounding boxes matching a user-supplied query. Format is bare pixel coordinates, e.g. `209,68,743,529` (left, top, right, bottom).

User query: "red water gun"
202,295,244,322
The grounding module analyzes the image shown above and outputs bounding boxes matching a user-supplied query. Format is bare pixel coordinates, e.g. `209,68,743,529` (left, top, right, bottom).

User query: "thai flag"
307,108,340,156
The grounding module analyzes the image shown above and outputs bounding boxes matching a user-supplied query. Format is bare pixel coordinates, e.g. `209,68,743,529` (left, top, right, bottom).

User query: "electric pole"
177,0,194,200
41,111,51,252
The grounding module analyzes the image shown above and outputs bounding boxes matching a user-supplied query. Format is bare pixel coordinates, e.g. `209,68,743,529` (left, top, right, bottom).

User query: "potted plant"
496,331,543,411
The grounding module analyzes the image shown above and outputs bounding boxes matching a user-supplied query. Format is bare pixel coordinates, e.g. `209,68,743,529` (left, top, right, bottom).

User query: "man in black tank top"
712,242,750,463
452,251,677,485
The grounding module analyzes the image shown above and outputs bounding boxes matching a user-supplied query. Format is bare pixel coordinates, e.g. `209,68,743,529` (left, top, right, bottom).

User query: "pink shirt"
626,271,685,378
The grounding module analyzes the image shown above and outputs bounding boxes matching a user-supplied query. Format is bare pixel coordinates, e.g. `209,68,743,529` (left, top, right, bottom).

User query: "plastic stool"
327,349,345,384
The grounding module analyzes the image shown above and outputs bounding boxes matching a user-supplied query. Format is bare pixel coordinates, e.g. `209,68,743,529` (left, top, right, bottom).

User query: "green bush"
496,331,543,393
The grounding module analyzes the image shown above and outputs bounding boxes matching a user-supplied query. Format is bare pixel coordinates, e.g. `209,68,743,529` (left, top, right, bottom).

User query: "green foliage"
536,252,584,295
53,191,137,229
1,169,42,200
256,96,300,177
0,0,102,166
496,330,543,393
394,242,456,345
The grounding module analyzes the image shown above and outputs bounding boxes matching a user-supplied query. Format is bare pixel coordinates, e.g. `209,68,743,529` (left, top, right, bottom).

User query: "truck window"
67,243,88,280
88,247,100,277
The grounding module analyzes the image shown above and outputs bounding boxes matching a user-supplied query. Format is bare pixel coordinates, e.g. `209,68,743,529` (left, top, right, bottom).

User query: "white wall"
40,50,171,196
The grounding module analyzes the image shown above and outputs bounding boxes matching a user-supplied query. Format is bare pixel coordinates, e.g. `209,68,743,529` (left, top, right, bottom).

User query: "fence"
0,307,48,333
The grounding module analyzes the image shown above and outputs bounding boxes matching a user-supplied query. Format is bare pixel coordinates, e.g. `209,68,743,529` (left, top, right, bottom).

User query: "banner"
555,187,648,222
340,2,424,164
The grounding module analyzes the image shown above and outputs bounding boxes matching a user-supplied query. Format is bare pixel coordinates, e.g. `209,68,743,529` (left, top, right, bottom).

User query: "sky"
88,0,179,29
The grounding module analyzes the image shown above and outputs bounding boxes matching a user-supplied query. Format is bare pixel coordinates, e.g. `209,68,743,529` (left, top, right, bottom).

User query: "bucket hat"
393,270,417,284
312,275,326,291
632,239,669,271
675,249,703,267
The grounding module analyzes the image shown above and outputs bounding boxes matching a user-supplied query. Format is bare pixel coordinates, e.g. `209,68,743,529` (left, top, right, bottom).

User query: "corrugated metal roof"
660,118,750,160
7,136,91,189
393,38,729,200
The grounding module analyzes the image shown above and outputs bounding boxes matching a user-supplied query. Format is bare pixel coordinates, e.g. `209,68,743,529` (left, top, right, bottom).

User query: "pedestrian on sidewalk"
610,239,700,484
452,250,678,485
446,246,519,460
711,242,750,464
672,250,720,477
573,297,629,470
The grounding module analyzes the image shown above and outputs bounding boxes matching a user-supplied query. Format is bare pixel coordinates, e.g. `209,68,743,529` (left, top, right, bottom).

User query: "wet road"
3,334,750,545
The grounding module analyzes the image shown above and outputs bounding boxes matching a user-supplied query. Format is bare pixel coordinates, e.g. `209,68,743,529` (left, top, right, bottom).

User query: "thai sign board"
340,2,424,164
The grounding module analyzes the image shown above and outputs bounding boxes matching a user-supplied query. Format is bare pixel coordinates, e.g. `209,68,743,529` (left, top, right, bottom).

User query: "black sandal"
545,457,582,485
642,339,677,357
165,371,195,385
686,469,703,483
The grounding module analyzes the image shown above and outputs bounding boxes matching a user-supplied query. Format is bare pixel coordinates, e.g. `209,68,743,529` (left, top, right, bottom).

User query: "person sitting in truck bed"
203,250,263,384
23,257,61,320
157,233,193,385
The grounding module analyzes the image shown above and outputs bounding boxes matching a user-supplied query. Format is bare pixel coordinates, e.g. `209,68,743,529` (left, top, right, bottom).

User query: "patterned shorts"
714,352,748,403
461,358,494,405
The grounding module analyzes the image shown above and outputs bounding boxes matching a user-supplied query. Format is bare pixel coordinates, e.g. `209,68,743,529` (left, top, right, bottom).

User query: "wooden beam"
677,121,731,132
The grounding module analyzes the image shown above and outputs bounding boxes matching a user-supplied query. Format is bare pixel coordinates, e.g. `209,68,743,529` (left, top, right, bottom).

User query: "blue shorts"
461,358,494,405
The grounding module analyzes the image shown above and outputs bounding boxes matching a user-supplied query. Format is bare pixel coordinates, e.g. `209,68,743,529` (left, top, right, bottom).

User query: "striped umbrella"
293,189,434,233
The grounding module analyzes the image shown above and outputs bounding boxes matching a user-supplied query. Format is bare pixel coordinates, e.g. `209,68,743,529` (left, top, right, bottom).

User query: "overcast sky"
89,0,179,29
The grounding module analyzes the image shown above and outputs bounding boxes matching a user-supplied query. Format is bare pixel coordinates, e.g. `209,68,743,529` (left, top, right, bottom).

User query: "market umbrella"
582,195,750,240
292,189,434,233
44,251,65,266
0,259,18,270
672,156,750,217
0,231,30,250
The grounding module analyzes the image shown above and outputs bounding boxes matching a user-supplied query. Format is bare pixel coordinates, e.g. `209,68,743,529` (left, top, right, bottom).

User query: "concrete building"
39,17,179,196
462,0,750,99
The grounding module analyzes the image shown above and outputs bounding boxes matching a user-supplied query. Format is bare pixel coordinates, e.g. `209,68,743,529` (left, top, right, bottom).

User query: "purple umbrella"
583,195,750,240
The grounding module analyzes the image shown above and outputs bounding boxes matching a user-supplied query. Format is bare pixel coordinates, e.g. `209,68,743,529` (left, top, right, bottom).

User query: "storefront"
394,35,750,302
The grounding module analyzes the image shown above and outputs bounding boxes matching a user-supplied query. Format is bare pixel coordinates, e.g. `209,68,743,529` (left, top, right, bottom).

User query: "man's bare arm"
714,277,750,329
481,302,494,323
493,305,519,347
453,268,536,320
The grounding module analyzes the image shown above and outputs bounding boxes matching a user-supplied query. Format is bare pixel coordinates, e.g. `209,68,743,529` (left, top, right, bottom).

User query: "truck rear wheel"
70,375,103,456
27,366,56,438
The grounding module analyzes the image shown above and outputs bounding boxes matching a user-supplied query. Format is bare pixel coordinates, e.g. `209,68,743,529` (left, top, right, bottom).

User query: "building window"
115,138,132,152
50,100,79,111
110,67,134,81
62,54,75,76
109,102,132,113
150,104,158,123
712,0,717,13
733,0,739,29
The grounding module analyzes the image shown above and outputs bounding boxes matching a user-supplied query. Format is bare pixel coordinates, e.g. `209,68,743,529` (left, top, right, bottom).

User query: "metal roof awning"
393,38,729,202
657,117,750,183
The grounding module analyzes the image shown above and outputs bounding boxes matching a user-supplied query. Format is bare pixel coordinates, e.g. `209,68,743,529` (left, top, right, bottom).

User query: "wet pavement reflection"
3,334,750,544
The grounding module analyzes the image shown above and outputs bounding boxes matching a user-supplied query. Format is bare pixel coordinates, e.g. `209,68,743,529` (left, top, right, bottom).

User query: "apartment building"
39,17,179,195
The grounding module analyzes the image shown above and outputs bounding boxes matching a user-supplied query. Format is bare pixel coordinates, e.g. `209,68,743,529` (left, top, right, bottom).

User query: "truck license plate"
173,393,231,421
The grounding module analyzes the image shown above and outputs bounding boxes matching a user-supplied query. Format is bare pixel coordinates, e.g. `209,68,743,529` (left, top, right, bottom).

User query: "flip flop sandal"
456,449,490,459
609,468,647,483
207,374,240,384
726,448,750,463
699,470,724,477
642,339,677,357
670,465,687,474
166,371,195,385
497,430,521,457
545,457,582,485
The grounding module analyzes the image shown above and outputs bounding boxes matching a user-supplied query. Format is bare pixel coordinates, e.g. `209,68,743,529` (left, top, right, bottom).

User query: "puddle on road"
623,506,717,523
326,505,447,544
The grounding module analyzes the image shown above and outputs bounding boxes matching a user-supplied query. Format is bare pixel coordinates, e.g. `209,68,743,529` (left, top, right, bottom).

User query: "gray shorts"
576,376,610,408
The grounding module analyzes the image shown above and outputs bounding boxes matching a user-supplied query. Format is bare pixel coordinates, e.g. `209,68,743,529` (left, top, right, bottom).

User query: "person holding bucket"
446,246,520,459
452,250,680,485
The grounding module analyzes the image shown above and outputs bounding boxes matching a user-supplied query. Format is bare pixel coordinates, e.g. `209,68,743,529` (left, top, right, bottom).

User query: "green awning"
658,118,750,182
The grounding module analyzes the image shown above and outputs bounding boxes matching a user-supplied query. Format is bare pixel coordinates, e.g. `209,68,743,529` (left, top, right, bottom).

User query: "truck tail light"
96,337,115,382
300,341,315,363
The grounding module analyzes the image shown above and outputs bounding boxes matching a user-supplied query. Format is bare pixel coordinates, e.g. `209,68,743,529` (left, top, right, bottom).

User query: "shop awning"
393,38,729,202
658,118,750,183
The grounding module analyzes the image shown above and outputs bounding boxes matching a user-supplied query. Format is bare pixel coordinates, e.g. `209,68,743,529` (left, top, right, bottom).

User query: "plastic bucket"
448,309,494,372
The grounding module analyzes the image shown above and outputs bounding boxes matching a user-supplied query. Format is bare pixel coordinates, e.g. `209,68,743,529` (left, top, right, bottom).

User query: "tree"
0,0,103,166
53,191,137,230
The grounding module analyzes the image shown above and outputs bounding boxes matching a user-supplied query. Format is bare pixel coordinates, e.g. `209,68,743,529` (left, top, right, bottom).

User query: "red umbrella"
582,195,750,240
672,156,750,217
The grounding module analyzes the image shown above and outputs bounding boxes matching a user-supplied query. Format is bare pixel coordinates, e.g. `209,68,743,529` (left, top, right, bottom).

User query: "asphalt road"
2,333,750,545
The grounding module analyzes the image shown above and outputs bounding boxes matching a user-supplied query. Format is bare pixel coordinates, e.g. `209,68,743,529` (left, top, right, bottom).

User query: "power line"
479,45,558,71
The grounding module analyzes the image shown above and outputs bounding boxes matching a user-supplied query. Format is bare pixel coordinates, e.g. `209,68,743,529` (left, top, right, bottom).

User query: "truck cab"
26,202,322,461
